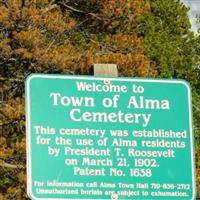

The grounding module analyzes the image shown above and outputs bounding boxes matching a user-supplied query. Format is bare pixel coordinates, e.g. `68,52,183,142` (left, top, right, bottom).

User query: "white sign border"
25,73,196,200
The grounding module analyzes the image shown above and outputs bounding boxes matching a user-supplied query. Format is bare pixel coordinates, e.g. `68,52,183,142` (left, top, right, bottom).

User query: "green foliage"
136,0,200,141
136,0,196,76
136,2,200,195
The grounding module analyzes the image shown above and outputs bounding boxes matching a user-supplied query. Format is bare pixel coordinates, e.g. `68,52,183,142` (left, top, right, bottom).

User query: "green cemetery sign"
25,74,196,200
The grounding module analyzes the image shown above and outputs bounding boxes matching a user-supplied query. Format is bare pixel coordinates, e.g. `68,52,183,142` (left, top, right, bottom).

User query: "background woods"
0,0,200,199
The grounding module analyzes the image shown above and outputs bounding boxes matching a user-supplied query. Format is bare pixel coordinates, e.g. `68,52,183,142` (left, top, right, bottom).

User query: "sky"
182,0,200,33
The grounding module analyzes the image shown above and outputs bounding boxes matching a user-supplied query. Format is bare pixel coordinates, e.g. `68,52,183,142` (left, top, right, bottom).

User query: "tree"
136,0,200,140
136,1,200,195
0,0,199,199
136,0,198,77
0,0,157,199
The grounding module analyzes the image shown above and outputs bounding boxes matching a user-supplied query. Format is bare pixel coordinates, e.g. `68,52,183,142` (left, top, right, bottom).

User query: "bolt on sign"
25,74,196,200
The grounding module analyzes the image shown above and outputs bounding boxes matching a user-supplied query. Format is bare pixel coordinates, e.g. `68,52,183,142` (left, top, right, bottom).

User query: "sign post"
26,74,196,200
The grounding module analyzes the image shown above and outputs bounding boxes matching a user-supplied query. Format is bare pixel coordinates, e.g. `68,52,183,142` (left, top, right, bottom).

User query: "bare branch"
193,103,200,112
59,2,84,13
0,77,24,82
59,2,102,20
44,4,58,12
0,160,25,169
